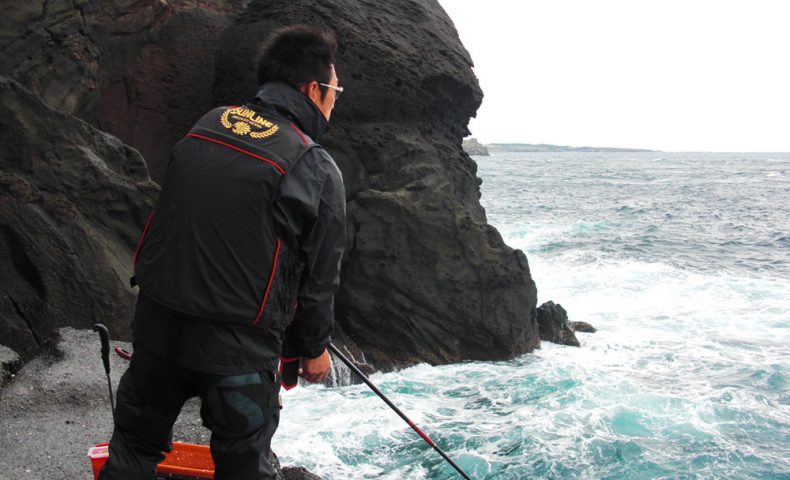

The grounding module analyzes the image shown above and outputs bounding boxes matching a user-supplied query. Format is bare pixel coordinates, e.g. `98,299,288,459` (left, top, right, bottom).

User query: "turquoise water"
275,152,790,479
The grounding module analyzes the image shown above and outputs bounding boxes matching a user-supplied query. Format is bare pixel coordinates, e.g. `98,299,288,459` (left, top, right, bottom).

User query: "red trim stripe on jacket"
253,239,281,325
186,133,286,175
289,123,309,145
133,210,156,266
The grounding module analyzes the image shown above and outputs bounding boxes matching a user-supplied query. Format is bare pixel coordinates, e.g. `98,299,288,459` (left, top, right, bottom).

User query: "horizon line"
466,139,790,154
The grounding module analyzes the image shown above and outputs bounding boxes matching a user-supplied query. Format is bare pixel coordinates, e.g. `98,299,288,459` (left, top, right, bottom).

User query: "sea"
274,151,790,479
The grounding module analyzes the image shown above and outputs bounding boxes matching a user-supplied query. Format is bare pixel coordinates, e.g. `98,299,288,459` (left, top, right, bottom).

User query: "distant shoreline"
488,143,656,153
463,139,790,156
461,138,657,156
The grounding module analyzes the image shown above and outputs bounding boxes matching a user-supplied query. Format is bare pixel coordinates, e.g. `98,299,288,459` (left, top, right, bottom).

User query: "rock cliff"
462,137,490,156
0,76,158,360
1,0,539,369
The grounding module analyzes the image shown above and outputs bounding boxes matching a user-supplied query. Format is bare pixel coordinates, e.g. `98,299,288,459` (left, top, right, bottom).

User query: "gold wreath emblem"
220,107,279,139
249,128,279,139
232,122,251,135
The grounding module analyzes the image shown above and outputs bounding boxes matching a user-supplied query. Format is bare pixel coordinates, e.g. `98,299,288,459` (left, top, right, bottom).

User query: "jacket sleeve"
273,148,346,359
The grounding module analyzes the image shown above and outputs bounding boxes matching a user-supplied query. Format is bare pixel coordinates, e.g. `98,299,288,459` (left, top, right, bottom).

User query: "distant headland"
463,138,655,155
461,137,490,155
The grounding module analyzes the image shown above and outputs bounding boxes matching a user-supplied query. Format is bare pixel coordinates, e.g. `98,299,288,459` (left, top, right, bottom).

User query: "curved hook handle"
92,323,111,374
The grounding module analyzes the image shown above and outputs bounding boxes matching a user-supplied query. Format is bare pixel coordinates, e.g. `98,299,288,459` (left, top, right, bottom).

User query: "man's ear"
300,81,318,101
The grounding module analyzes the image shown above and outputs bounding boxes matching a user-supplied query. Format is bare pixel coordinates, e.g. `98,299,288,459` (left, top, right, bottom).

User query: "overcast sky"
437,0,790,152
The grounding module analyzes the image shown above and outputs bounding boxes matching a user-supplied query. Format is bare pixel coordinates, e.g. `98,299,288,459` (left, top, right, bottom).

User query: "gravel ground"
0,327,308,479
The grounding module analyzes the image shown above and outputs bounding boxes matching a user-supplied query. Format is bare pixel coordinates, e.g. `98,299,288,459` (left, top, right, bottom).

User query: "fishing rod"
90,331,472,478
327,344,472,480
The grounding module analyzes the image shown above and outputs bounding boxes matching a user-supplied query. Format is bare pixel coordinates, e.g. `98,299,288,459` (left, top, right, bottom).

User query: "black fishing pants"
98,343,282,480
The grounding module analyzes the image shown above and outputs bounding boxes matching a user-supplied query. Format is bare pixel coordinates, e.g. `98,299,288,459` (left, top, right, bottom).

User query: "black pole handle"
93,323,115,422
93,324,111,374
328,344,472,480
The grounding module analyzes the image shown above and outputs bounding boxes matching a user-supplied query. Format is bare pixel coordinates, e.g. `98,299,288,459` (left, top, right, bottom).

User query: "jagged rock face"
537,301,580,347
0,0,247,183
1,0,540,369
0,77,158,360
212,1,539,368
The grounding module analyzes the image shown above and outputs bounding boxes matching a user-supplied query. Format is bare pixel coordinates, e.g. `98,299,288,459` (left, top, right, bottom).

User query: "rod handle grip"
93,323,111,374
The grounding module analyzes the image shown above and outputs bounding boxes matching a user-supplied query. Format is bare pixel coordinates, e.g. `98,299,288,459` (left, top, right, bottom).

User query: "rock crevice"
2,0,540,370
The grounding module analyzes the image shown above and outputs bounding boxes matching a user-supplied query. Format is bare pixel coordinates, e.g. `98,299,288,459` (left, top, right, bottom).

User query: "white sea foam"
274,152,790,479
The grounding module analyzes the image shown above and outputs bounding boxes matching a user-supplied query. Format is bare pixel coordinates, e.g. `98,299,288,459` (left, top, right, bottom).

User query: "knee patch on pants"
201,371,282,438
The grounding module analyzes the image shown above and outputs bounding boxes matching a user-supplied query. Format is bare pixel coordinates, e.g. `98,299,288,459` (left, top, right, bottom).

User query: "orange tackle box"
89,442,214,479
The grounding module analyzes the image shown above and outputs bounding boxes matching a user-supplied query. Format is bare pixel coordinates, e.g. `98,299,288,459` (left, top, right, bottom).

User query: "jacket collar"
252,82,328,139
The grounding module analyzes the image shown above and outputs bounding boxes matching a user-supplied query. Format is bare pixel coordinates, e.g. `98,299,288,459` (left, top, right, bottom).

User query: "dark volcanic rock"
0,344,22,386
283,466,323,480
0,0,247,183
1,0,540,370
212,1,539,369
0,76,158,360
572,321,597,333
462,137,490,156
537,301,580,347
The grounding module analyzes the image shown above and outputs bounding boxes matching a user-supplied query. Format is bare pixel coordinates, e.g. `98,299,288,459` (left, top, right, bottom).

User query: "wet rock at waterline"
537,301,582,347
572,321,597,333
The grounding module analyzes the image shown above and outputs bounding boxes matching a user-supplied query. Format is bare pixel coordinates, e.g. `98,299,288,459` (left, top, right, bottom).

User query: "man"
99,25,346,479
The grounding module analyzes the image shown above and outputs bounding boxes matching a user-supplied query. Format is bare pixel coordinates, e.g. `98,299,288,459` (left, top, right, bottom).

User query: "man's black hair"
257,25,337,99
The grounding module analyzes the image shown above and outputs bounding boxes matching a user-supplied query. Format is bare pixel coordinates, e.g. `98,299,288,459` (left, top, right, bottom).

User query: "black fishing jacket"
133,82,345,370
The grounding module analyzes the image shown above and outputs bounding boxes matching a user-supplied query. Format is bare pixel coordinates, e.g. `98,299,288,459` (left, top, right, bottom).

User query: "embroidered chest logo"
220,107,279,139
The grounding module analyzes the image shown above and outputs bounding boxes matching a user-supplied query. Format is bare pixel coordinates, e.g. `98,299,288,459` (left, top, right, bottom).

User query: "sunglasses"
318,82,344,100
